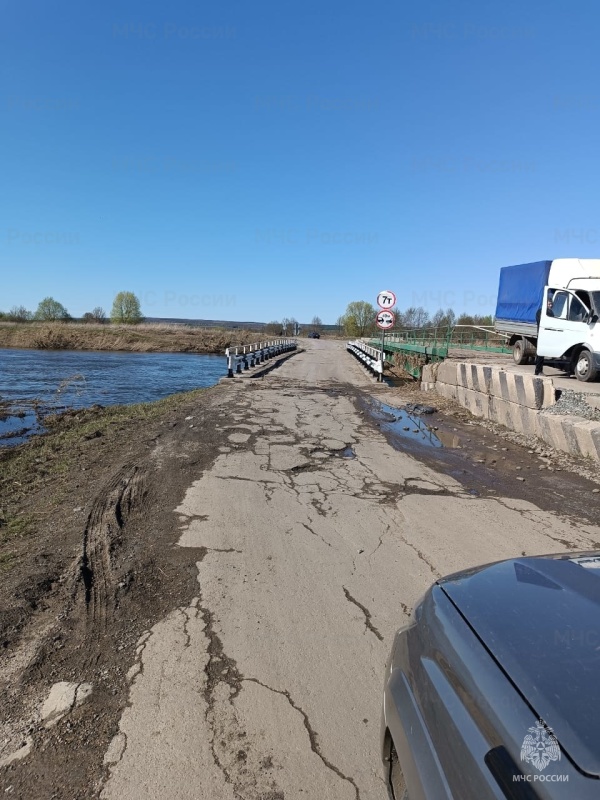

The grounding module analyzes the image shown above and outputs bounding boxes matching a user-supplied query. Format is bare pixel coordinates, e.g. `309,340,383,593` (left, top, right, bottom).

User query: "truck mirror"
591,314,599,324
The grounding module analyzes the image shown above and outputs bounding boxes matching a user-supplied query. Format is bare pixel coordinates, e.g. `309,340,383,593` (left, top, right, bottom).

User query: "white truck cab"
495,258,600,381
537,260,600,380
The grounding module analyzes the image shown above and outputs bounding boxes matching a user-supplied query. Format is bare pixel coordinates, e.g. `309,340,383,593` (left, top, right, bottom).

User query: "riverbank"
0,380,232,791
0,384,218,645
0,322,263,354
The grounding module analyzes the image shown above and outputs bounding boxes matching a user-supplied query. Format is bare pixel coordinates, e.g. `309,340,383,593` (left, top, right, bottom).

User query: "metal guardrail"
225,339,297,377
347,340,393,377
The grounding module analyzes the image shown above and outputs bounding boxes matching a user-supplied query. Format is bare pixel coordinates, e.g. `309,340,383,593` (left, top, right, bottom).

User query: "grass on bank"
0,321,266,354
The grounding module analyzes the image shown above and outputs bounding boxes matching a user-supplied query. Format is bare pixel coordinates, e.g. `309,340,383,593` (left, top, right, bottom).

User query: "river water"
0,348,225,446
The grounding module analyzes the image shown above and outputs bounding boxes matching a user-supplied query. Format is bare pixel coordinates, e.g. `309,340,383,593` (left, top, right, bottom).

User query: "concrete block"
590,425,600,458
537,414,600,460
421,364,436,383
488,396,540,437
512,373,543,409
570,419,600,460
436,382,458,401
467,363,492,393
560,417,583,455
457,363,492,394
437,361,458,386
490,370,549,410
423,353,600,460
490,369,544,408
541,379,556,408
537,413,571,454
455,386,490,418
517,404,543,438
488,394,511,429
457,363,469,389
491,370,512,405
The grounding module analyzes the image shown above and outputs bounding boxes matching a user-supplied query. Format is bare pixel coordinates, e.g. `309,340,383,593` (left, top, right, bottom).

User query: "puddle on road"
371,402,454,450
361,397,600,528
435,430,461,448
335,445,356,459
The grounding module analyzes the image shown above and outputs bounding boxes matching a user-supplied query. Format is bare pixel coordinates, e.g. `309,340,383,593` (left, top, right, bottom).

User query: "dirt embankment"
0,322,266,354
0,384,228,798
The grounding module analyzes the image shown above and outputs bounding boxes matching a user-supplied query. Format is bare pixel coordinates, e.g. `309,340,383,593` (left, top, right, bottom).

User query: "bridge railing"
225,339,297,377
383,325,510,352
347,340,393,379
450,325,510,351
357,325,512,379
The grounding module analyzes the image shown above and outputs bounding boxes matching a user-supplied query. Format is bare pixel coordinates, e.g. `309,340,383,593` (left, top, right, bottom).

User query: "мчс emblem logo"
520,720,561,772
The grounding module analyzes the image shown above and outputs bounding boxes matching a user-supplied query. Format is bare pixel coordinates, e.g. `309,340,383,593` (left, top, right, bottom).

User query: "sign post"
375,293,396,382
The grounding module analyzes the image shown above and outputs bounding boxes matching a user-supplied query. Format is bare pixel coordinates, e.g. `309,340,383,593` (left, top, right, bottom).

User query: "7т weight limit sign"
377,290,396,310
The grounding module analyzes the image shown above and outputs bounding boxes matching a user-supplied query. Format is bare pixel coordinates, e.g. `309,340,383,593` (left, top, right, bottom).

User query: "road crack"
197,598,245,796
198,547,242,562
301,522,332,548
369,523,391,561
397,534,440,578
243,677,361,800
180,600,200,648
342,587,383,642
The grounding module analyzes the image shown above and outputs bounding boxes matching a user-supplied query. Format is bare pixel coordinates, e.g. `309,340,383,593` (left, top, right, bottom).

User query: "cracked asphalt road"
100,339,600,800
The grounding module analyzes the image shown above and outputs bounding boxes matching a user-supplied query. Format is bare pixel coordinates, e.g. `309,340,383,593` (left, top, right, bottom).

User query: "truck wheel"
513,339,528,365
575,349,598,382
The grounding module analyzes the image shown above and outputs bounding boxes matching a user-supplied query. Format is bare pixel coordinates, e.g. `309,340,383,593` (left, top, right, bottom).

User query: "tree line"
338,301,493,337
0,292,144,325
264,316,322,335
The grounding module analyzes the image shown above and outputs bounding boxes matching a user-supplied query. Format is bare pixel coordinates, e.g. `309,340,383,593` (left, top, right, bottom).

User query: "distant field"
144,317,341,333
0,322,269,354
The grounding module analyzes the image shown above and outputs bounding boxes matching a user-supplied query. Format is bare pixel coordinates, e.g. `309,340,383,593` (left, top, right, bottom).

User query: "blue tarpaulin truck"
494,258,600,381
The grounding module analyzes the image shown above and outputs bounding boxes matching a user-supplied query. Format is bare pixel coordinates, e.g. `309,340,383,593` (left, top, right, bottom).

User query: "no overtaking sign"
376,310,395,330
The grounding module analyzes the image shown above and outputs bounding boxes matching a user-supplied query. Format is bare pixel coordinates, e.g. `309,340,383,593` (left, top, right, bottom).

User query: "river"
0,348,225,446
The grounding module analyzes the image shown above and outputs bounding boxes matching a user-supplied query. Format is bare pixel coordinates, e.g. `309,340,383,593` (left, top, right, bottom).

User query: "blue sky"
2,0,600,323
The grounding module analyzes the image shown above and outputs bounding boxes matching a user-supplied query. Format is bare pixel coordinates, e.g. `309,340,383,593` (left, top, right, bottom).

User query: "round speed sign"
377,290,396,310
376,310,395,330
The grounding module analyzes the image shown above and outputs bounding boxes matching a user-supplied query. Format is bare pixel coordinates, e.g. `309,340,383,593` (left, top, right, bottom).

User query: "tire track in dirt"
79,465,146,632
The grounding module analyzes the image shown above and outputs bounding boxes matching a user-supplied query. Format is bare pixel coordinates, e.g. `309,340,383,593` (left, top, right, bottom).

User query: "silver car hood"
439,553,600,777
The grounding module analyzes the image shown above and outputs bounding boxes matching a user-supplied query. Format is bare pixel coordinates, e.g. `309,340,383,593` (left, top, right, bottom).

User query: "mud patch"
369,401,447,449
361,394,600,526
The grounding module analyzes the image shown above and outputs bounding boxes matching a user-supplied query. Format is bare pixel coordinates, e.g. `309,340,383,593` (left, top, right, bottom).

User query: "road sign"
377,290,396,310
376,310,395,330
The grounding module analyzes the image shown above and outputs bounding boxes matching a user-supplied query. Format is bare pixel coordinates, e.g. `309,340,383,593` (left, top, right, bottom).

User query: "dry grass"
0,322,265,354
